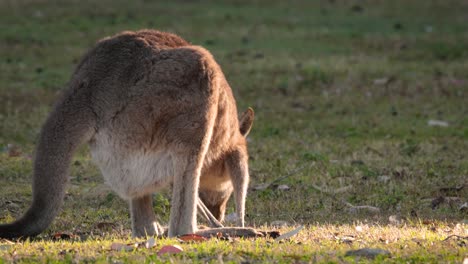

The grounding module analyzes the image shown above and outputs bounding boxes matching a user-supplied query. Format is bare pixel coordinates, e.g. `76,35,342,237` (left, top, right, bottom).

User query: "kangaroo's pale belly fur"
90,129,175,199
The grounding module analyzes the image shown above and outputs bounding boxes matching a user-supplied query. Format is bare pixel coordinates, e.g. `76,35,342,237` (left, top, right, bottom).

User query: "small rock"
271,220,289,227
378,175,391,183
389,215,403,225
110,243,135,252
145,237,156,248
277,184,290,191
355,225,365,232
345,248,391,259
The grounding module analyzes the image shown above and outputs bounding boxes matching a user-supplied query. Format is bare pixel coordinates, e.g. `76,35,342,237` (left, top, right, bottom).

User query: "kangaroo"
0,30,256,239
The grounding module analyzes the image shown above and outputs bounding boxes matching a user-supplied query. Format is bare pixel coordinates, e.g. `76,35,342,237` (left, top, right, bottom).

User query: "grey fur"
0,30,254,239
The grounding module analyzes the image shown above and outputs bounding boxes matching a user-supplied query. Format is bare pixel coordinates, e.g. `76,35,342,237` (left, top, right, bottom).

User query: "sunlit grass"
1,0,467,262
1,223,466,263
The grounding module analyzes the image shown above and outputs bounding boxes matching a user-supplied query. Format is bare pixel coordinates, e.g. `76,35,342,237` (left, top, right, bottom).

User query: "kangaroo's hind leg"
130,194,163,237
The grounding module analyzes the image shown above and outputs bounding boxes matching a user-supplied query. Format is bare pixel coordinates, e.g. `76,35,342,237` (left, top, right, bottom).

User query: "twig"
311,184,380,213
442,235,468,242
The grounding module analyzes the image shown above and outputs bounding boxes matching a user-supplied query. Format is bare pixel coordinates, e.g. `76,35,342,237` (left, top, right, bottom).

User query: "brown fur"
0,30,254,238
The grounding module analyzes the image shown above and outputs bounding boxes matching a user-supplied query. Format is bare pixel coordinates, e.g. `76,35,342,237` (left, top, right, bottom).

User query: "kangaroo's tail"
0,79,96,239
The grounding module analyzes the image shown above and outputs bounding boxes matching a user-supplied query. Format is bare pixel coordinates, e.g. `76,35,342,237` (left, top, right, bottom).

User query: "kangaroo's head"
198,108,254,222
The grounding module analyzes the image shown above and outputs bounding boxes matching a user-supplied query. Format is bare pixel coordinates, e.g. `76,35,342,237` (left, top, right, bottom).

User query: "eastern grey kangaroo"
0,30,255,239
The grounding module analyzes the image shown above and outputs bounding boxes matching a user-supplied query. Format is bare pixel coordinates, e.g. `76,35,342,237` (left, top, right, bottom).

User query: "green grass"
0,224,466,263
0,0,467,263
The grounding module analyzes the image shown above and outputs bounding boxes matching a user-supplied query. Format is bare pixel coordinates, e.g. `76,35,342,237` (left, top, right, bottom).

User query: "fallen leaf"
145,237,156,248
277,184,290,191
428,120,449,127
178,234,207,242
355,225,364,232
373,77,394,86
345,248,391,259
253,183,270,191
333,185,353,194
335,235,356,244
157,245,183,256
6,144,22,157
110,243,135,252
274,226,303,241
52,232,77,241
348,205,381,214
0,245,12,251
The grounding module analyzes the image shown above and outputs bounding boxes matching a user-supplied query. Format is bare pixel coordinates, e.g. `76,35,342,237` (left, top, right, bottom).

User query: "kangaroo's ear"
239,107,254,137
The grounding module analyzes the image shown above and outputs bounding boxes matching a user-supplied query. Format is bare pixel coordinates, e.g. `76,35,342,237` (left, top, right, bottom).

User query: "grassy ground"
0,0,467,262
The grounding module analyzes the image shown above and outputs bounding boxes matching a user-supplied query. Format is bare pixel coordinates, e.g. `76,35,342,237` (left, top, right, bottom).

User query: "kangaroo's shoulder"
98,29,190,50
74,30,189,74
98,30,218,69
77,30,221,81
